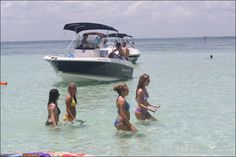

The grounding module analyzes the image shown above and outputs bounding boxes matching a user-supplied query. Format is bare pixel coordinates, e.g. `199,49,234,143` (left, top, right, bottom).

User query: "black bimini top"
107,33,133,38
63,22,118,33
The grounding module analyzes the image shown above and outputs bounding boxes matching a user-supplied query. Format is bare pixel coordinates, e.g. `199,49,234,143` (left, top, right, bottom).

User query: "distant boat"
44,22,133,83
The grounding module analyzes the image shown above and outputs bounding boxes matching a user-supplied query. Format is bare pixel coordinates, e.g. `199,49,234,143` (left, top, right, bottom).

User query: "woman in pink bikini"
135,74,160,120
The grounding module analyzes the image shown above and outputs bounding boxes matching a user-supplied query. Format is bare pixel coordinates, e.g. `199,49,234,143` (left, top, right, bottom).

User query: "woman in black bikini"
113,83,137,132
45,89,61,128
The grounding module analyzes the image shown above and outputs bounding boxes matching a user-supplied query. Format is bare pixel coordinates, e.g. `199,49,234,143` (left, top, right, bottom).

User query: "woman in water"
64,83,78,123
135,74,160,120
113,83,137,132
45,89,61,128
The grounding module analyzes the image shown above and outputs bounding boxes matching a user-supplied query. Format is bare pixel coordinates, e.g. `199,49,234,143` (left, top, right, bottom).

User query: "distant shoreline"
1,36,235,43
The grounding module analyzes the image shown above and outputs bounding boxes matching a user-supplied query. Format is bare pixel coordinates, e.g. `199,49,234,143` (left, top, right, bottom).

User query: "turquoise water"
1,37,235,155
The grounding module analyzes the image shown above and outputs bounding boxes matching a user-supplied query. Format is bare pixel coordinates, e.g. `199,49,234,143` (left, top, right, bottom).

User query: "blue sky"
1,1,235,41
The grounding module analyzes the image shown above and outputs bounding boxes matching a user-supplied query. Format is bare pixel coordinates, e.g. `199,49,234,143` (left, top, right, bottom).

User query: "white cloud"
123,1,145,16
1,1,235,41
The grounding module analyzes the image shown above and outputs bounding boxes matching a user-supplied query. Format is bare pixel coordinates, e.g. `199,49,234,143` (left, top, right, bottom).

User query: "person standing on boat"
63,83,78,122
113,83,137,132
135,74,160,120
81,34,89,48
45,89,61,128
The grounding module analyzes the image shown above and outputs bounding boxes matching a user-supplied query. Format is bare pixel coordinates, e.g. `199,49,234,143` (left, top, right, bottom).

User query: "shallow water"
1,37,235,155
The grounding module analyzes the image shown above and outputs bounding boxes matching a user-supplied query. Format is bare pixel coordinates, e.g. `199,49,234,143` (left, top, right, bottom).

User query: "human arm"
125,48,129,60
137,89,157,112
49,104,57,128
139,103,157,112
110,48,118,54
149,104,161,108
108,49,120,58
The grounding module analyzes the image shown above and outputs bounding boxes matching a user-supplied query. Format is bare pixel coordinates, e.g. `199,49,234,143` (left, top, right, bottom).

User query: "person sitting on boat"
108,42,128,60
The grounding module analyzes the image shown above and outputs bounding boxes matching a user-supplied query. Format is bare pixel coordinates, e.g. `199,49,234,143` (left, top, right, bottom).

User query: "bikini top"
71,97,77,107
117,96,130,113
124,101,130,111
144,92,149,101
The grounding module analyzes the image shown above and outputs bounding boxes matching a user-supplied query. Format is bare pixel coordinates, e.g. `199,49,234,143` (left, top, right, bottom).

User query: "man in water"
210,54,213,59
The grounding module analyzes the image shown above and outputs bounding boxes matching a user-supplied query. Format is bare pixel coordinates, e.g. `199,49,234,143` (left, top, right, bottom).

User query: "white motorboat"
44,22,133,83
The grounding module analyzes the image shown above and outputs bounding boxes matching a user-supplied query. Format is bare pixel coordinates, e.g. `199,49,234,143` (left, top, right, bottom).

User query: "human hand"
151,107,157,113
130,125,137,132
152,104,160,108
54,125,60,129
75,119,86,124
148,106,157,112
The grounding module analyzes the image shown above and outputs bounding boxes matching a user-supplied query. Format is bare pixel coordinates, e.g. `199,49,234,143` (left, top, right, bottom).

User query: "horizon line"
1,35,235,43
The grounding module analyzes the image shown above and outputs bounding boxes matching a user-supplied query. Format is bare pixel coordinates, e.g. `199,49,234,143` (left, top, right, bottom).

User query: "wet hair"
48,89,60,106
113,83,127,95
136,74,150,98
68,83,77,103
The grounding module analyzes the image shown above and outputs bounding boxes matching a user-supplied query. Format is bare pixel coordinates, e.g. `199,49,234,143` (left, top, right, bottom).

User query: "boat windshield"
75,34,102,50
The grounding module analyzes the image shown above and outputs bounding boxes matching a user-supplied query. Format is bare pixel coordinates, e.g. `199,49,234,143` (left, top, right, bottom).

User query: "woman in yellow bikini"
64,83,77,122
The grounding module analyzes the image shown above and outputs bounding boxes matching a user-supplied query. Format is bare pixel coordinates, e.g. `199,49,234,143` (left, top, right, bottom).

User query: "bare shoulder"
65,94,71,101
48,103,56,109
117,96,125,106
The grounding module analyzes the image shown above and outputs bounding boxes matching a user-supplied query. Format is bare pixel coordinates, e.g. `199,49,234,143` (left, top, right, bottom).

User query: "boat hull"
44,56,133,82
128,48,140,63
129,54,140,63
